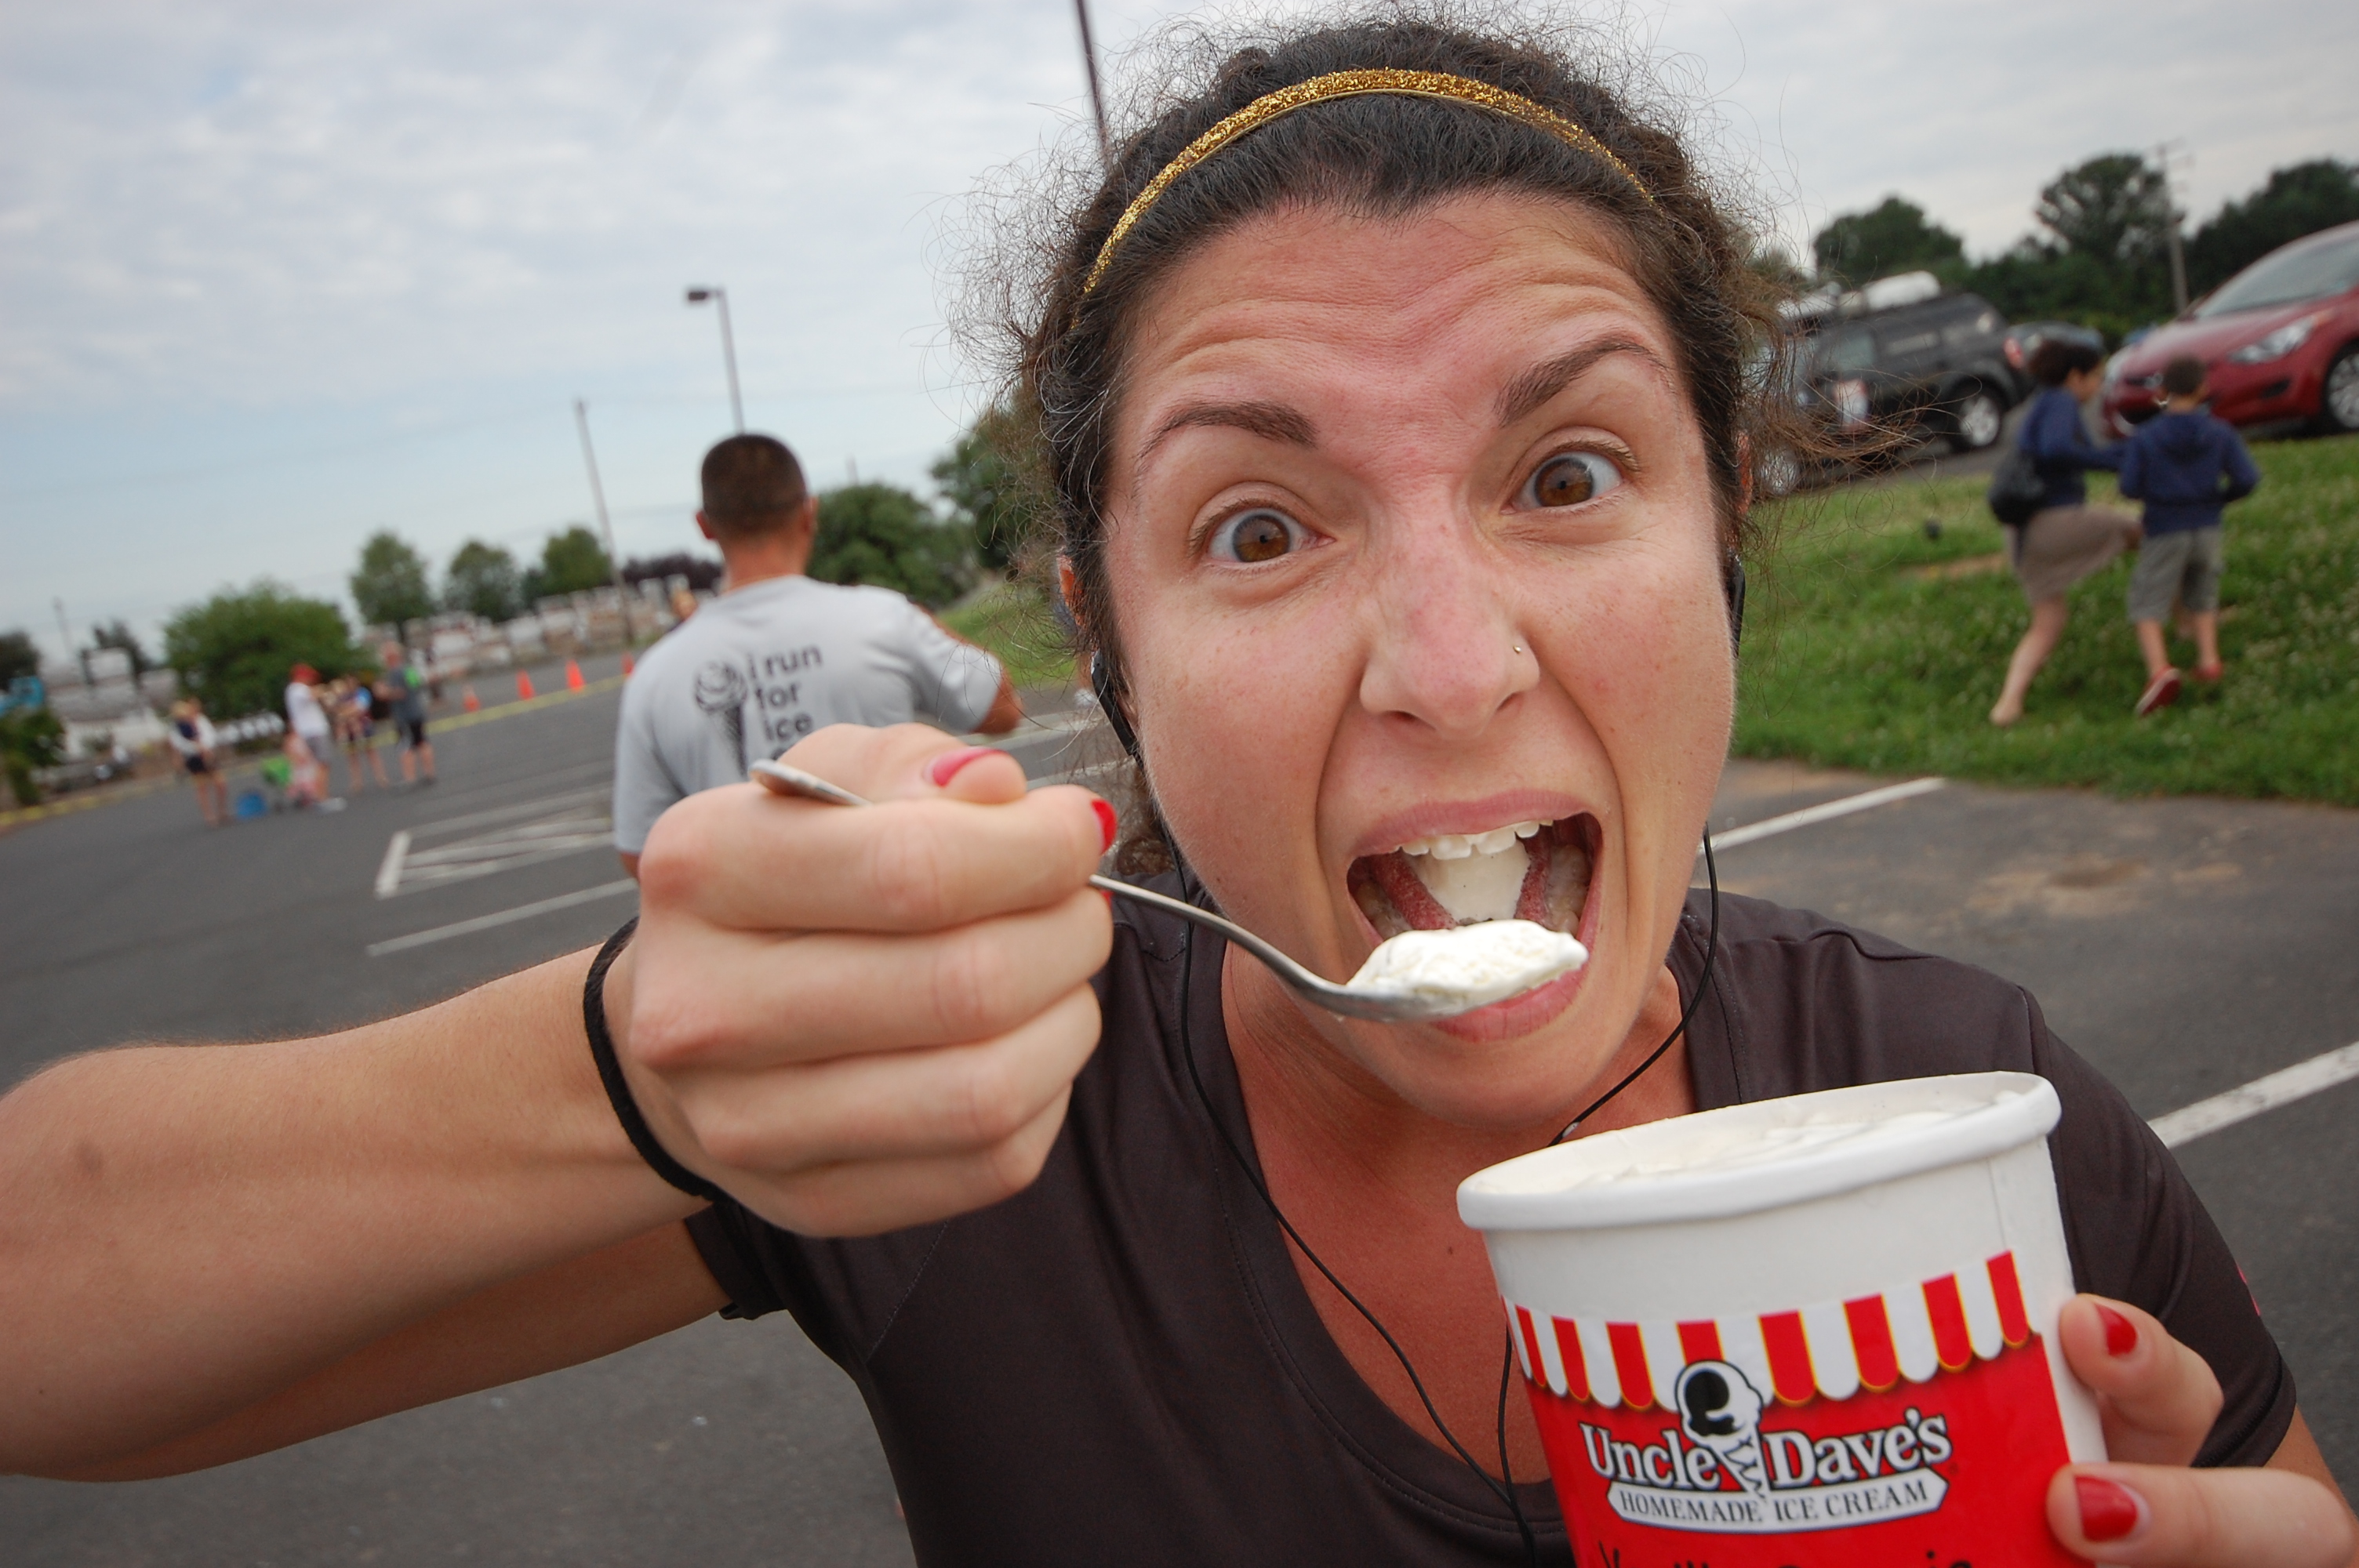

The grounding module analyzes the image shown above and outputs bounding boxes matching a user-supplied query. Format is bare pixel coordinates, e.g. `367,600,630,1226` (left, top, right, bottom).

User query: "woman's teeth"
1409,833,1536,922
1349,817,1591,938
1396,821,1543,860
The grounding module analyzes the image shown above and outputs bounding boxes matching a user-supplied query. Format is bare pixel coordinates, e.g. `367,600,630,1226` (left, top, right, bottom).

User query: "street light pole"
685,286,743,432
1073,0,1111,166
2154,141,2192,316
572,398,630,606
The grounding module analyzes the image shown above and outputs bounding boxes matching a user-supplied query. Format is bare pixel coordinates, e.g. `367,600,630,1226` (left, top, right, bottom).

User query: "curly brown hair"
956,7,1810,864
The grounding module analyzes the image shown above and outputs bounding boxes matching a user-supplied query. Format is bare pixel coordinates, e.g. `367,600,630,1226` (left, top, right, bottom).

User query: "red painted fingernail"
1092,799,1118,852
2096,1304,2139,1357
2075,1475,2143,1543
926,746,998,787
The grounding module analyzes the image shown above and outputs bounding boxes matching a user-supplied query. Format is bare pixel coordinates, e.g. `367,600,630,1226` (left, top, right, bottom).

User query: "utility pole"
1073,0,1111,166
2154,140,2192,315
685,286,744,432
52,597,74,677
572,399,630,605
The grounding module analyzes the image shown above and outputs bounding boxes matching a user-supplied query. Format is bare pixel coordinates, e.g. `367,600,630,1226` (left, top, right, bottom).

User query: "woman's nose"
1355,524,1536,740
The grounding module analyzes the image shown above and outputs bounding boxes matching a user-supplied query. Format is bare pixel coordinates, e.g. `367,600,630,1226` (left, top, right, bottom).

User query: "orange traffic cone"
518,671,536,700
621,653,635,677
463,685,481,713
565,659,584,691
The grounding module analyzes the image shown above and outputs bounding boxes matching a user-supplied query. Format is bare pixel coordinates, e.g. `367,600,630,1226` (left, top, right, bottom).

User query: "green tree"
0,630,39,685
531,525,613,600
2037,153,2174,267
88,619,151,677
810,484,973,608
1812,197,1965,285
162,581,356,723
2186,159,2359,296
445,539,523,622
930,403,1047,574
350,530,435,633
0,706,64,805
1956,152,2179,339
1962,242,2154,344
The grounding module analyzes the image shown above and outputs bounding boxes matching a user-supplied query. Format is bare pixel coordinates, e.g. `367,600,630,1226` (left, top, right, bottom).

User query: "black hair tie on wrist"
584,917,727,1205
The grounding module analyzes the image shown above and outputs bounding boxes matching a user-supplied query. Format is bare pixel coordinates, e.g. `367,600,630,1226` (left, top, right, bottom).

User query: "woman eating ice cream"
2,12,2350,1566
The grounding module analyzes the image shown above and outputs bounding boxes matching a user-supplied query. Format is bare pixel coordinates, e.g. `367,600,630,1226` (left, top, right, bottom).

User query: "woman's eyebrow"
1495,336,1666,426
1137,399,1317,477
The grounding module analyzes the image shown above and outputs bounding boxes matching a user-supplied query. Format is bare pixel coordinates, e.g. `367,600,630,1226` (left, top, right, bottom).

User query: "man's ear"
794,495,820,535
695,510,718,543
1056,556,1085,630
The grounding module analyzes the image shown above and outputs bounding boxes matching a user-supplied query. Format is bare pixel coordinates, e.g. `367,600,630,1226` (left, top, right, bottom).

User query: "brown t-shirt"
687,890,2294,1566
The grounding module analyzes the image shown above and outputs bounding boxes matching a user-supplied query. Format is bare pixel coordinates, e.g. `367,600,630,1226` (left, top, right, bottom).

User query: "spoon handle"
1085,876,1331,993
748,758,1433,1021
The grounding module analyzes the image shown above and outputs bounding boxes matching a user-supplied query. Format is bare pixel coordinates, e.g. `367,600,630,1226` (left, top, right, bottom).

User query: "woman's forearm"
0,946,695,1475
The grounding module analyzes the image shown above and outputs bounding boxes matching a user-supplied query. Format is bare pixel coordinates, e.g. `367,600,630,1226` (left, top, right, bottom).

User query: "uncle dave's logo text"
1576,1361,1954,1534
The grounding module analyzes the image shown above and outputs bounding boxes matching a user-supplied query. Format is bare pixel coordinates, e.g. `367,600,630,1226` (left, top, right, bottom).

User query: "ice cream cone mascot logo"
1574,1352,1957,1534
1677,1360,1768,1496
692,661,750,773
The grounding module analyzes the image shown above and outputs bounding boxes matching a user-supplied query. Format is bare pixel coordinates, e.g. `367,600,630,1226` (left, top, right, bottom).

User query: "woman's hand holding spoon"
605,725,1114,1237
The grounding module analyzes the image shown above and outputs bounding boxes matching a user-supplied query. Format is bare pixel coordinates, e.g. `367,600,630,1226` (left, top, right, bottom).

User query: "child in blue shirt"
2117,356,2260,717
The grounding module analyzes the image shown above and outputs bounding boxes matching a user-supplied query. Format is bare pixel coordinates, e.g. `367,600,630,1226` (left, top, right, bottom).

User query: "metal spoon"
748,758,1579,1022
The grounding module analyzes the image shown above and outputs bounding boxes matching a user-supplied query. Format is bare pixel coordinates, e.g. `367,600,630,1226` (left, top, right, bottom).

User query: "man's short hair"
701,435,809,536
2030,338,2104,387
2161,356,2208,398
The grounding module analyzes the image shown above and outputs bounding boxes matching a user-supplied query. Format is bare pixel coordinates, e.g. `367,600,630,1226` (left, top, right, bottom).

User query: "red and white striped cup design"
1460,1073,2105,1566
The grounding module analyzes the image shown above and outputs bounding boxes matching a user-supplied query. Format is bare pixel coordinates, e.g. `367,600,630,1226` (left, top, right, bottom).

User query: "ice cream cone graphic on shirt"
693,660,751,774
1676,1360,1768,1496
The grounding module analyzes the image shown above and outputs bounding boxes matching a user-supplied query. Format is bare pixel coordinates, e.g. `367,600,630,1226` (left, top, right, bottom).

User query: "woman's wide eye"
1209,508,1310,564
1520,451,1623,509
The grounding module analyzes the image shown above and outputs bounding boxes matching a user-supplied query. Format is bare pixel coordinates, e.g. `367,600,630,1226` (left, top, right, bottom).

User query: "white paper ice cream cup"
1459,1072,2105,1565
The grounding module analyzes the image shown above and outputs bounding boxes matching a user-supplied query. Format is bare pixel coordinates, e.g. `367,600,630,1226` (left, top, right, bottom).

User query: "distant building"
39,650,176,758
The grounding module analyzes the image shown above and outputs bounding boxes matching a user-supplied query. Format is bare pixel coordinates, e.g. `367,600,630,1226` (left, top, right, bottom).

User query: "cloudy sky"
4,0,2354,662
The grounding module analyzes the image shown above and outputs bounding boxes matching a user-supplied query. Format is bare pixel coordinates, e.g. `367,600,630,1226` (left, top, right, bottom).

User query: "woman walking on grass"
1990,339,2143,727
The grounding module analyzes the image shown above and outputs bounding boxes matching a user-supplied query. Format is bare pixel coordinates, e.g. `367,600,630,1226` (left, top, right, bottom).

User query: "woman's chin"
1425,961,1585,1044
1351,973,1615,1132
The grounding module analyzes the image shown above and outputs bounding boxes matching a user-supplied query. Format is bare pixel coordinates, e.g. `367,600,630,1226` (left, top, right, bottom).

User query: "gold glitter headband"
1081,68,1655,295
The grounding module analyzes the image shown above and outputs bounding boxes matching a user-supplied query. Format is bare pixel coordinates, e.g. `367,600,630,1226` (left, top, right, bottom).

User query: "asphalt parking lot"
1,675,2351,1564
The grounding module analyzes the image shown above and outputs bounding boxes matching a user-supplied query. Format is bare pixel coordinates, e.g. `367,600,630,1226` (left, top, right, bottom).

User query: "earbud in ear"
1090,652,1143,762
1723,552,1747,658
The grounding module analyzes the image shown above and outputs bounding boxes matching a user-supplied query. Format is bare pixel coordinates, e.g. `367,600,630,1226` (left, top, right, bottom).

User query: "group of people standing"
283,644,438,807
167,644,437,826
1990,339,2259,726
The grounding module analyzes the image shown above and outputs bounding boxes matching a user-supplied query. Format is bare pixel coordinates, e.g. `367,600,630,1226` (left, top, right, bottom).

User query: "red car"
2103,219,2359,436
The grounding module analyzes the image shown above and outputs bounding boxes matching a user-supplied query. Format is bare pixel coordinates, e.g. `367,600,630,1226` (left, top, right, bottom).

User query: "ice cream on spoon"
747,760,1587,1021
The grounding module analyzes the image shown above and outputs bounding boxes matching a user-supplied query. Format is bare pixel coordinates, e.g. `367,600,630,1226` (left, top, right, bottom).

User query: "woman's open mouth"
1347,815,1599,940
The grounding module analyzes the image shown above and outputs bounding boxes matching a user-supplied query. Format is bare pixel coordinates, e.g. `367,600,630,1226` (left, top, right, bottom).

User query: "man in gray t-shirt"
614,435,1018,869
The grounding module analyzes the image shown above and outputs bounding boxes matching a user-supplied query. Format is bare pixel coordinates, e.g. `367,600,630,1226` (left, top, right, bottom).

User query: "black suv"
1802,289,2022,453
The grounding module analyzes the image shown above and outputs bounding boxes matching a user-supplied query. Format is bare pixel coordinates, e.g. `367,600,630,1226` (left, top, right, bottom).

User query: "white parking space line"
377,785,615,898
2149,1040,2359,1149
374,831,412,898
410,785,612,838
415,757,616,815
367,880,638,957
1711,777,1947,851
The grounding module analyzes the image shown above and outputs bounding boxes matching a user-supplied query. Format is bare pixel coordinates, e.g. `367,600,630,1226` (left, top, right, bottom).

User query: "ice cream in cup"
1458,1072,2105,1566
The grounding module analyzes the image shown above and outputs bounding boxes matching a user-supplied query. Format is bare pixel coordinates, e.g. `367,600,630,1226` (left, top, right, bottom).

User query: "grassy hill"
1738,434,2359,806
